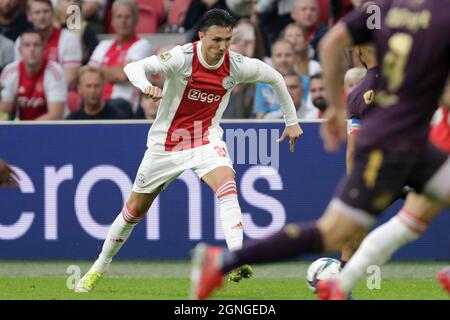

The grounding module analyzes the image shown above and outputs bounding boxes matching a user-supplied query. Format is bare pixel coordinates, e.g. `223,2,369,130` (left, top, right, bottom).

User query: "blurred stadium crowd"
0,0,441,123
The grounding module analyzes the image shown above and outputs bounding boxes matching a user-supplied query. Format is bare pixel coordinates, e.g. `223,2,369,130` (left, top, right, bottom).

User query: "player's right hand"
320,108,346,153
143,86,163,102
0,159,19,188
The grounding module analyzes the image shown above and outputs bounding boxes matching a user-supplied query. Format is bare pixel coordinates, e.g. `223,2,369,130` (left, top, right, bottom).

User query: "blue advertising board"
0,121,448,260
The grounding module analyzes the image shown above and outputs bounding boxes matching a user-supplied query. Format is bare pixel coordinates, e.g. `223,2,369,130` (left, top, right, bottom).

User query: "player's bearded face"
199,26,233,64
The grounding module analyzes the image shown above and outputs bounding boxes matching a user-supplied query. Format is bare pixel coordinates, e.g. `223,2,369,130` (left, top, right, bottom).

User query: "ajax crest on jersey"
222,76,236,90
306,257,341,293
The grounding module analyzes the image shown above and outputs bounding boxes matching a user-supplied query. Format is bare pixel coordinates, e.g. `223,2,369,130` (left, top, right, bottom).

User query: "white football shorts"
132,140,234,194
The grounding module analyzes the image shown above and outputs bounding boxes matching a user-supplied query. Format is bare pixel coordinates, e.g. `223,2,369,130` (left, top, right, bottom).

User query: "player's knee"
318,219,364,252
317,223,350,252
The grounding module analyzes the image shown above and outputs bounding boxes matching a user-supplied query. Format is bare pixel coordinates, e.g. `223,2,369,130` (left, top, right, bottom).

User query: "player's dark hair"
21,27,44,44
200,9,236,32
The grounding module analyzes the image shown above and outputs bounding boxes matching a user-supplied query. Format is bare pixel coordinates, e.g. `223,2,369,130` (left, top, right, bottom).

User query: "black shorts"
334,142,449,225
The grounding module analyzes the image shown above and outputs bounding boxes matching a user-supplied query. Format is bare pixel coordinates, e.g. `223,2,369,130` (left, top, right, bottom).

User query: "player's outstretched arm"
319,23,354,152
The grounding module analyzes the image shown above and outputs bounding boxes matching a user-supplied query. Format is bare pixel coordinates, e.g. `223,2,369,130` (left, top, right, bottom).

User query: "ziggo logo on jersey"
187,89,222,103
1,165,286,242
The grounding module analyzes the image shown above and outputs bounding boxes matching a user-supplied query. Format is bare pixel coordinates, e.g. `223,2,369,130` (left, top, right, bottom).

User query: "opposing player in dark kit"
190,0,450,300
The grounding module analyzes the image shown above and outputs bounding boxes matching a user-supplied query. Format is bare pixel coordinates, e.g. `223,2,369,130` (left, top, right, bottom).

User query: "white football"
306,257,341,293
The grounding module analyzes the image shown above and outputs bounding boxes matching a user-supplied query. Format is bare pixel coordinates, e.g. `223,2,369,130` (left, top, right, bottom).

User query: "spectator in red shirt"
89,0,152,111
1,29,67,120
14,0,82,90
55,0,99,65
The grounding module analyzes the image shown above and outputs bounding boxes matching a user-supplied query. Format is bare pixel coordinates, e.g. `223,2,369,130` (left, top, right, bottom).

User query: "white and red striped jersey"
0,59,67,120
89,36,152,110
14,27,82,68
124,41,298,152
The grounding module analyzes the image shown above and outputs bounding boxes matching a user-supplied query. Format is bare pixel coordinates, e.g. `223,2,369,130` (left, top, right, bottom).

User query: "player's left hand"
320,107,346,152
277,123,303,152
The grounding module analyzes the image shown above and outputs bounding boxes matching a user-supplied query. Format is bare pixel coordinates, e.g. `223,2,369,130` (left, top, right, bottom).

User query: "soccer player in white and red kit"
88,0,152,111
14,0,82,90
75,9,303,293
0,29,67,120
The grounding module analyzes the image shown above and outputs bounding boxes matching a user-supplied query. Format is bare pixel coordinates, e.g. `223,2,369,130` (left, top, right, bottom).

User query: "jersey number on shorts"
214,146,228,158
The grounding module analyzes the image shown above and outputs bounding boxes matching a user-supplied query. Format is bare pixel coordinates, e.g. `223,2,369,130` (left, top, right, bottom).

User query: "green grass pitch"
0,261,448,300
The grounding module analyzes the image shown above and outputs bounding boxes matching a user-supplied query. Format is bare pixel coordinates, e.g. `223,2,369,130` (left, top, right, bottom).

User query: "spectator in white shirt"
1,29,67,120
15,0,82,90
89,0,152,110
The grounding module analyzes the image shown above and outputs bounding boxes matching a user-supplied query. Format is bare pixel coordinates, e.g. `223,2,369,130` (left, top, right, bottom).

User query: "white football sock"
339,210,426,293
216,179,243,251
92,205,143,273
